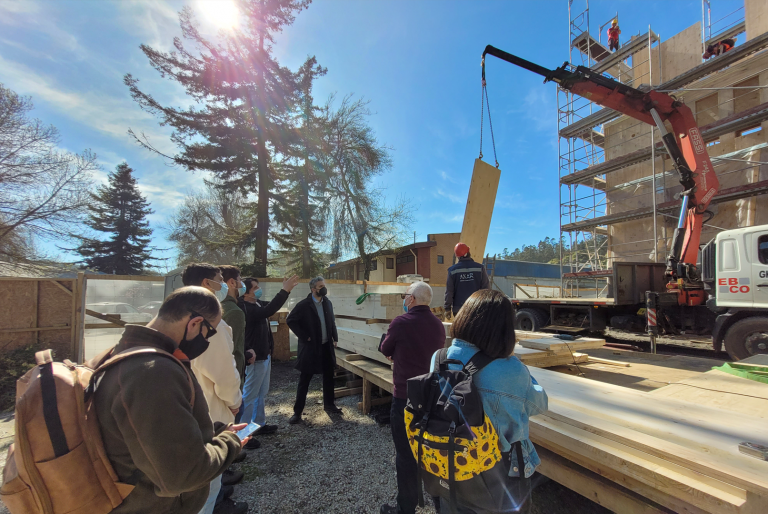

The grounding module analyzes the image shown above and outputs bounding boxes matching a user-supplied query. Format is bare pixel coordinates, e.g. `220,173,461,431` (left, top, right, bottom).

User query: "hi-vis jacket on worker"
444,243,490,316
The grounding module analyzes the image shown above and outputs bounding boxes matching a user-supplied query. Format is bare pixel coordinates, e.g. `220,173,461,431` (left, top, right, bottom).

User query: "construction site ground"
1,347,737,514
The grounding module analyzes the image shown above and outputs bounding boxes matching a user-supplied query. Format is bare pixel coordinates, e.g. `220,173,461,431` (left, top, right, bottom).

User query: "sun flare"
197,0,240,30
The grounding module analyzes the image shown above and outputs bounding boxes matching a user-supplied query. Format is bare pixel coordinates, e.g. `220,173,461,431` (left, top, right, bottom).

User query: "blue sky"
0,0,740,270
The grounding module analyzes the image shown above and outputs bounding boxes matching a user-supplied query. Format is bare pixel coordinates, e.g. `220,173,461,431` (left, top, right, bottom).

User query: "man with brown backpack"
0,286,251,514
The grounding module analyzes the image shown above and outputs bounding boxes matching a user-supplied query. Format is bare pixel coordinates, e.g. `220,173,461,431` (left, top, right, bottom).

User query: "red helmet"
454,242,470,258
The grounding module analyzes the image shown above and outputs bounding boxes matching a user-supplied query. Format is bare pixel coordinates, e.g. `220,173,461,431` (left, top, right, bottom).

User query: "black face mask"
317,286,328,297
179,323,210,360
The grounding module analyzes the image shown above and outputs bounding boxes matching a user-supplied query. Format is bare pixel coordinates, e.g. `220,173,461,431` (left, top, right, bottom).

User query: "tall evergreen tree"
75,163,154,274
124,0,321,276
271,60,329,278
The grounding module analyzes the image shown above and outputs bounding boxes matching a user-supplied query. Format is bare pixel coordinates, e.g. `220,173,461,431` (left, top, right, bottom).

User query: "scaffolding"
556,0,766,299
558,1,659,297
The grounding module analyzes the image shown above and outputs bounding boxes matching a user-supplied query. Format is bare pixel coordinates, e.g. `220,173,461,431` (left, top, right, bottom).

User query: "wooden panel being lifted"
460,159,501,260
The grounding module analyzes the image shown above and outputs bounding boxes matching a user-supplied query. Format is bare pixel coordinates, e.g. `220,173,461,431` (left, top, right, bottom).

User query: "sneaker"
255,424,278,435
220,485,234,499
213,498,248,514
243,438,261,450
324,404,343,414
232,451,247,463
288,414,302,424
221,469,244,486
379,505,400,514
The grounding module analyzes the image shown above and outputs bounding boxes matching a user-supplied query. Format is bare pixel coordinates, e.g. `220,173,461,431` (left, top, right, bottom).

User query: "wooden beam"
32,280,38,345
587,356,632,367
334,386,363,398
84,274,164,282
74,273,87,362
0,325,70,333
362,379,372,414
357,396,392,411
536,446,671,514
85,309,126,326
460,158,501,260
49,280,74,296
345,354,367,361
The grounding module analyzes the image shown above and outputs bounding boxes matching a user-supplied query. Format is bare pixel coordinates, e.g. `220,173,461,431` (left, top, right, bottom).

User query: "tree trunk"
252,35,269,277
357,232,370,281
299,174,312,278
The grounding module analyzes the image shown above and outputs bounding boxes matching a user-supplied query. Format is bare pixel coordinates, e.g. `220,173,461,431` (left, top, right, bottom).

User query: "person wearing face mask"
286,276,340,424
93,286,251,514
219,265,248,387
181,263,248,514
236,274,299,446
379,281,446,514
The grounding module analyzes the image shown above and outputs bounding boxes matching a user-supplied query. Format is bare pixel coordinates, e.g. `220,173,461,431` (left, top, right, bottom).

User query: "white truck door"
753,230,768,309
716,233,753,307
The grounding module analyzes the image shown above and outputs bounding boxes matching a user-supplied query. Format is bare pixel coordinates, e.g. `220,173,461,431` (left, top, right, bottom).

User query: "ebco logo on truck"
719,277,750,294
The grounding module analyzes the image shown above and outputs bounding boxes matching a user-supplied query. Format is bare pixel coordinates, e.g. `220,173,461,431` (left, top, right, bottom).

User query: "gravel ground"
0,360,610,514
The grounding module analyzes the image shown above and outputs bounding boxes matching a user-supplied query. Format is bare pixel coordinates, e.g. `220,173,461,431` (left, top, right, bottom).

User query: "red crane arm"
481,46,720,300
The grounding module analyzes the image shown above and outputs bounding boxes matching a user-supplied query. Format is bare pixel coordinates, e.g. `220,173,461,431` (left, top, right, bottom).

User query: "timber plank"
530,368,768,496
530,416,746,514
536,446,675,514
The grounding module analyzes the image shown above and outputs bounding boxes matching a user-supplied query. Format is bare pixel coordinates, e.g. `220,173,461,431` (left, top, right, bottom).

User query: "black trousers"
293,342,336,414
391,398,441,514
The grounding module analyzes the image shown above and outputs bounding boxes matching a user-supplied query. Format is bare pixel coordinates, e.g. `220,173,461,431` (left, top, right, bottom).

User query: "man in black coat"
286,276,340,424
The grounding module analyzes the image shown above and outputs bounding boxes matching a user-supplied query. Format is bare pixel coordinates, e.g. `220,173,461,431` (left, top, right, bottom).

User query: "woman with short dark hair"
434,289,548,513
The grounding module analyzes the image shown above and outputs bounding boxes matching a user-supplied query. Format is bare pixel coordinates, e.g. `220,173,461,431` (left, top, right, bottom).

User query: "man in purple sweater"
379,281,446,514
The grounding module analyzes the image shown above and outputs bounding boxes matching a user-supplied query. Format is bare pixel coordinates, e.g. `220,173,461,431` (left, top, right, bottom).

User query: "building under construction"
558,0,768,296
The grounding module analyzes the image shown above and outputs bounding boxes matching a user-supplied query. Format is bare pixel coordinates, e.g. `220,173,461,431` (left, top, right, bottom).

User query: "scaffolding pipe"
650,27,658,263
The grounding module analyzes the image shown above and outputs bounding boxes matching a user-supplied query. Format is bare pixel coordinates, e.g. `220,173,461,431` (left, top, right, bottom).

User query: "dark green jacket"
93,325,242,514
221,295,246,384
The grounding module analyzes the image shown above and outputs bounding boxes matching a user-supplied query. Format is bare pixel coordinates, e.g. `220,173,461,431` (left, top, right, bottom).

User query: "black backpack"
404,348,530,513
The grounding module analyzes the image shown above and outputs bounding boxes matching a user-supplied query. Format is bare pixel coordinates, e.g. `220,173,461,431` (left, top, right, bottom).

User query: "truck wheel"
515,308,549,332
723,317,768,361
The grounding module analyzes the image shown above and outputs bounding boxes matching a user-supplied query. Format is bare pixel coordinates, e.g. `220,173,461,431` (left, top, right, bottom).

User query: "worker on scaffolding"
444,242,490,319
702,37,735,59
607,19,621,52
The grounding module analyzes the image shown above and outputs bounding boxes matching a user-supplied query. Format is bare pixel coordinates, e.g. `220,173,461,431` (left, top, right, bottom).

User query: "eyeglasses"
190,310,217,339
400,293,413,299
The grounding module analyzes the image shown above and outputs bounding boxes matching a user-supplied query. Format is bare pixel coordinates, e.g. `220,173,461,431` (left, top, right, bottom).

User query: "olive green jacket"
93,325,242,514
221,295,246,385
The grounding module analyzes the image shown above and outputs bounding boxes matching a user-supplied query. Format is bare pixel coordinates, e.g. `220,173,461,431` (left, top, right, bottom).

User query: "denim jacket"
430,339,548,478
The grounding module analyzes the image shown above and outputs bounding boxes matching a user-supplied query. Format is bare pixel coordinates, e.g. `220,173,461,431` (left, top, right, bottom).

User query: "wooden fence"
0,273,86,361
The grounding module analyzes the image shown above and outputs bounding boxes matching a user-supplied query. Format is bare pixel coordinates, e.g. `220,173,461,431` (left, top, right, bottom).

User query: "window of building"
737,125,762,138
437,255,444,264
386,258,394,269
407,255,414,263
371,259,378,271
759,235,768,265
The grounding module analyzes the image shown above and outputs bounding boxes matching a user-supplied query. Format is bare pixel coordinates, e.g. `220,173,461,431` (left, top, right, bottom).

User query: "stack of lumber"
529,367,768,514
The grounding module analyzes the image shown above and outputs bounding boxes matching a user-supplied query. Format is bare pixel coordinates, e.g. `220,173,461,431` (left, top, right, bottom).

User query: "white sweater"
190,319,241,424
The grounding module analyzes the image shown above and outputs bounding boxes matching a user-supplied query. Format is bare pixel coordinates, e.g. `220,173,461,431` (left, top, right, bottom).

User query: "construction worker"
703,38,735,59
607,19,621,52
444,242,490,318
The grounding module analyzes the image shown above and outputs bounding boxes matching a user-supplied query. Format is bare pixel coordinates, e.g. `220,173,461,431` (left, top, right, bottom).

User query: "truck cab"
702,224,768,359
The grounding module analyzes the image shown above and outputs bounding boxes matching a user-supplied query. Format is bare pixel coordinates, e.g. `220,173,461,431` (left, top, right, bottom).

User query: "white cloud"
435,188,464,204
439,170,462,184
116,1,182,52
0,53,177,154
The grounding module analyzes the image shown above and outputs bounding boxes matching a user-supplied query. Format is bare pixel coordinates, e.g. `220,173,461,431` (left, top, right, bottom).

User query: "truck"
481,45,768,361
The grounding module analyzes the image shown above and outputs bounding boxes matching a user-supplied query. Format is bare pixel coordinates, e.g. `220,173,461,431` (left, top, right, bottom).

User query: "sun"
197,0,240,30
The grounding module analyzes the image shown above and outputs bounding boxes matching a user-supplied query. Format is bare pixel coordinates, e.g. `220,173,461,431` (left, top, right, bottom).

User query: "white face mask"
213,281,228,302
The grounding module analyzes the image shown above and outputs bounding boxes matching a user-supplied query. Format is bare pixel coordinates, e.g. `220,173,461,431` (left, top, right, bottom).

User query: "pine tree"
271,61,329,278
124,0,321,276
75,163,154,274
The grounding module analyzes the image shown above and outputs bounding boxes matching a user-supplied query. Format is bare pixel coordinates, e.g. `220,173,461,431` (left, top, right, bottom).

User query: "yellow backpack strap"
94,347,196,408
